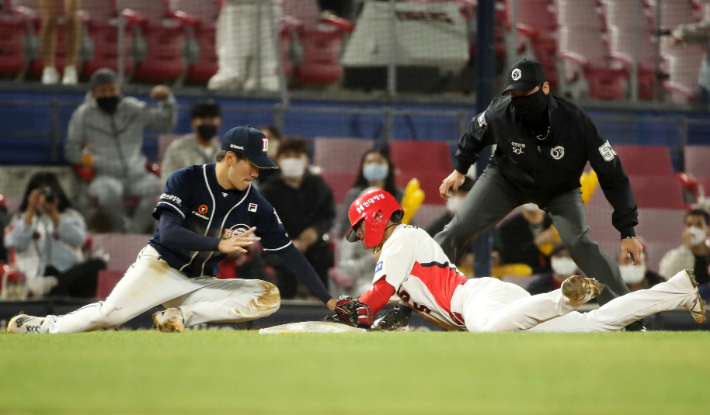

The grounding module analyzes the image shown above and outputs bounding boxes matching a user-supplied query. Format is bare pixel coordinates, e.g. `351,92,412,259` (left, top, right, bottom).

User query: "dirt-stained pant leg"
164,279,281,326
544,189,629,305
434,166,522,263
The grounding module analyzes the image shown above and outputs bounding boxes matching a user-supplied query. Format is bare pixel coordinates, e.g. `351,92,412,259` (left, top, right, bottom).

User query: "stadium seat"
612,145,674,176
281,0,354,84
169,0,220,84
627,175,685,209
557,26,628,100
0,0,36,79
96,269,123,299
506,0,558,88
389,141,452,173
81,0,133,78
684,145,710,178
321,171,358,204
90,233,151,272
313,137,374,173
662,47,704,103
601,0,656,100
121,0,188,83
555,0,603,30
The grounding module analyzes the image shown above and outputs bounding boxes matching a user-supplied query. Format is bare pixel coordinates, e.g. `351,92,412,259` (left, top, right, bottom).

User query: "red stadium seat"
0,0,35,78
281,0,354,84
684,145,710,178
169,0,220,84
313,137,374,173
612,145,674,176
389,141,452,172
320,171,358,204
121,0,187,83
96,269,123,299
81,0,133,78
506,0,558,88
627,175,685,209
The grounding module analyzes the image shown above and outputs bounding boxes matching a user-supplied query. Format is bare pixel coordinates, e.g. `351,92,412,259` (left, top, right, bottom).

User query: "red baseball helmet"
346,189,403,248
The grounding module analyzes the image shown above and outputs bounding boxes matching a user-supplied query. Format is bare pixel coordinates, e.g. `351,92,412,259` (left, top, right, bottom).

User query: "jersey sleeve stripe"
263,241,293,252
156,201,186,219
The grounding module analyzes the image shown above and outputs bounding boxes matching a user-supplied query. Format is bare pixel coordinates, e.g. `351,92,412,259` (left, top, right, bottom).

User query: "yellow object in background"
401,178,425,224
538,170,599,255
491,263,533,279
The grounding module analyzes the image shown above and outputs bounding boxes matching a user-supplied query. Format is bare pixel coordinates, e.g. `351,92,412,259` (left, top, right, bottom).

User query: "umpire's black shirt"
455,93,638,238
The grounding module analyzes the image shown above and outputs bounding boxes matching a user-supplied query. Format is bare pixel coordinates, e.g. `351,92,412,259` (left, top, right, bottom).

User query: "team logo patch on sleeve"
375,261,383,273
248,203,258,213
598,141,616,162
477,112,487,127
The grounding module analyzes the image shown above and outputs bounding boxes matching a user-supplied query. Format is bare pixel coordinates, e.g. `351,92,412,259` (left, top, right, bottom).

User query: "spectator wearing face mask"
161,100,222,185
659,210,710,292
494,203,554,274
255,125,282,187
617,246,663,292
340,148,404,237
260,137,336,299
526,243,577,295
65,69,177,233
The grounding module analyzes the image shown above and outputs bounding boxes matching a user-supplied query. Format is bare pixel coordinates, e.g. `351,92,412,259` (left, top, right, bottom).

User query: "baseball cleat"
7,313,44,334
681,269,706,324
561,275,605,303
151,308,185,333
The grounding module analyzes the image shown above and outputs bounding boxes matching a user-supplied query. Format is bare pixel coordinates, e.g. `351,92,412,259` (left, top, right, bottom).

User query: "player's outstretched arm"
159,211,223,252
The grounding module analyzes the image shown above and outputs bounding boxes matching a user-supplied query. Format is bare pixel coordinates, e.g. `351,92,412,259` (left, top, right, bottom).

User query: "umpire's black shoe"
625,320,647,332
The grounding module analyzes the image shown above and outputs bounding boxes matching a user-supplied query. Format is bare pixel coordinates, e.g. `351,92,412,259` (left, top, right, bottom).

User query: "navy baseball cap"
221,126,278,169
502,59,546,94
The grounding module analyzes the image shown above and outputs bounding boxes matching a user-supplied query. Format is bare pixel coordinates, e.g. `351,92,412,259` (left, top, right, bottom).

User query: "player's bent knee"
256,281,281,317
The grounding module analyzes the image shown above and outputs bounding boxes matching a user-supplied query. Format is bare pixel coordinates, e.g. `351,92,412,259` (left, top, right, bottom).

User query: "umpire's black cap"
502,59,546,94
221,126,278,169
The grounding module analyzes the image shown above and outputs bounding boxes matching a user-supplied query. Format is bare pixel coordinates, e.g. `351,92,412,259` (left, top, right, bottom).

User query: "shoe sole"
151,311,185,333
683,269,706,324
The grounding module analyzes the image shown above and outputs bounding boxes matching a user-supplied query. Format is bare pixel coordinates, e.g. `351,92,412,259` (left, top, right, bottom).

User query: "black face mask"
511,88,549,123
196,124,218,140
96,96,121,114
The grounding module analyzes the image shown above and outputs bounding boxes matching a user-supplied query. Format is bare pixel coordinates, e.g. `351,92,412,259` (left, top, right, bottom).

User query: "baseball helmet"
346,189,403,248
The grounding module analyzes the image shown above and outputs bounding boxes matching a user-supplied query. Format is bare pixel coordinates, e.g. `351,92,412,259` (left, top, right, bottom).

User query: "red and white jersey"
374,224,469,330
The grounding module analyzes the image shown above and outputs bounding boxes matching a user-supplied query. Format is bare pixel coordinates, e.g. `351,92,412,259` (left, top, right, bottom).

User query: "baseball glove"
329,295,374,329
371,302,412,331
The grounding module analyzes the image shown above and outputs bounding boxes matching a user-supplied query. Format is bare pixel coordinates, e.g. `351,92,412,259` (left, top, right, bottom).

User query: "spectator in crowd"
161,100,222,184
255,125,282,186
3,172,106,298
0,194,9,262
39,0,81,85
659,210,710,292
495,203,555,275
65,69,177,234
208,0,280,91
527,243,577,295
617,246,664,292
671,16,710,101
340,148,404,236
260,137,336,299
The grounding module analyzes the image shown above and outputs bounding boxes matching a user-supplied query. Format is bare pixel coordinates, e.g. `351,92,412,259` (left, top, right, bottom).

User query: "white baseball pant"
459,271,696,332
41,245,280,333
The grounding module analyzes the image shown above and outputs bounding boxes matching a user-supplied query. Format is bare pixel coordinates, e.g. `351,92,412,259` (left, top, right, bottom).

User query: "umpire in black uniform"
435,59,644,306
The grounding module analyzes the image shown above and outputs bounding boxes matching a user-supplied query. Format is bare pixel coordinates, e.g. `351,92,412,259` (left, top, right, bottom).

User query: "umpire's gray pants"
434,165,629,305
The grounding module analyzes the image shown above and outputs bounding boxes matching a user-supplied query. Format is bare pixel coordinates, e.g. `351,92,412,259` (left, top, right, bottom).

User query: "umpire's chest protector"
488,96,590,197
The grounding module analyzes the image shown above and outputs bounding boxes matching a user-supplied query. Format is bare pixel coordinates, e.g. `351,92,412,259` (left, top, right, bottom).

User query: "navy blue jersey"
149,164,292,278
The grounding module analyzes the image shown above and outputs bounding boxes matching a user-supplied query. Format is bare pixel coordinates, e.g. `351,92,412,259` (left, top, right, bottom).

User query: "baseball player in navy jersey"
7,126,346,334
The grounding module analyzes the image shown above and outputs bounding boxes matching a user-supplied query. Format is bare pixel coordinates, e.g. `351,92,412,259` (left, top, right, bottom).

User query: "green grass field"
1,330,709,414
